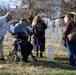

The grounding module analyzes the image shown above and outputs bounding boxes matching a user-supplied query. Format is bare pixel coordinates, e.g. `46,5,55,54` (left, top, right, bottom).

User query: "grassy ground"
0,37,76,75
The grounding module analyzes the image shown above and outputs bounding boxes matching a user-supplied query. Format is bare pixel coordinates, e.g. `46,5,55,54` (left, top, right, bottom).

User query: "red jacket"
62,21,76,44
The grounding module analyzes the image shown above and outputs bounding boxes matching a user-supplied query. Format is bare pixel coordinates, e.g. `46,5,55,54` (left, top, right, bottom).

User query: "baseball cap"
20,18,27,22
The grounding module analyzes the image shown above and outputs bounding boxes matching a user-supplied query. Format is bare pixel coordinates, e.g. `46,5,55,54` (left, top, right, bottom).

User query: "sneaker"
0,58,6,61
22,58,29,63
69,63,76,66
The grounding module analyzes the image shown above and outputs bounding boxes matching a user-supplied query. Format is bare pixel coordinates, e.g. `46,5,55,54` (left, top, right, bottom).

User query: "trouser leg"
72,40,76,62
20,41,28,60
26,42,33,56
66,40,75,65
35,39,39,57
36,45,38,57
40,37,45,57
0,38,4,59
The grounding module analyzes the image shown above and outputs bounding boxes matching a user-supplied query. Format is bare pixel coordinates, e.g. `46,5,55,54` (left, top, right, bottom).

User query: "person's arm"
14,24,26,35
27,26,33,33
14,24,21,33
62,21,71,43
27,26,33,36
42,22,47,29
8,22,13,34
0,17,4,26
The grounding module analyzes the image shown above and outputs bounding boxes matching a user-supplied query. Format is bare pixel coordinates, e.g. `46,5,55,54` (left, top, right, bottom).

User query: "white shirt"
0,16,12,39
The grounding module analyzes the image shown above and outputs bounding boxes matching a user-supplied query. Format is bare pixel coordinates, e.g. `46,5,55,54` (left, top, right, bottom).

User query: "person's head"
64,14,73,23
19,18,27,25
6,12,13,21
32,15,42,26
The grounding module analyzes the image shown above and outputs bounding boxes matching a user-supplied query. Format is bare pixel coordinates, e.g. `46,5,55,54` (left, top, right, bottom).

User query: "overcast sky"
0,0,18,8
0,0,11,3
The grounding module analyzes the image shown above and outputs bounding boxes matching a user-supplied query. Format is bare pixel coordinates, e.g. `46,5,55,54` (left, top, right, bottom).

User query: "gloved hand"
62,40,67,47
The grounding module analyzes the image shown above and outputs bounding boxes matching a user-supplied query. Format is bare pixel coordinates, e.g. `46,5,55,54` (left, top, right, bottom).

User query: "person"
14,18,33,62
62,14,76,66
28,15,34,27
32,15,47,58
0,12,13,60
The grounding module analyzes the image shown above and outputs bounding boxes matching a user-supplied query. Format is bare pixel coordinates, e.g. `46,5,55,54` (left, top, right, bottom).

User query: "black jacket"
33,21,47,37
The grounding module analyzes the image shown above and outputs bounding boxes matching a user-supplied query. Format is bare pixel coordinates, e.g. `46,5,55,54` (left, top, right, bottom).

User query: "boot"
40,53,43,58
36,53,38,57
22,58,29,63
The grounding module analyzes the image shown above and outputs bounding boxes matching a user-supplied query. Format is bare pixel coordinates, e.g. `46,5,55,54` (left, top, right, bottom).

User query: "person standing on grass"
0,12,13,60
32,15,47,58
62,14,76,66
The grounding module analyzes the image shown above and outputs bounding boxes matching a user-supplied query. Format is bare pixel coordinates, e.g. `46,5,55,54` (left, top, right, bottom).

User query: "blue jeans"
66,39,76,65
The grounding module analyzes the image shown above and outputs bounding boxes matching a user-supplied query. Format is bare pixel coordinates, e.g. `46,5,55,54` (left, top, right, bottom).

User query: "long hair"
32,15,42,26
65,14,74,21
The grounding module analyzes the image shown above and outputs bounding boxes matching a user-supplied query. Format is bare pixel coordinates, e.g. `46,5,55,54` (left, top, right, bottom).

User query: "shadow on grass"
0,57,76,71
0,61,7,64
29,57,76,70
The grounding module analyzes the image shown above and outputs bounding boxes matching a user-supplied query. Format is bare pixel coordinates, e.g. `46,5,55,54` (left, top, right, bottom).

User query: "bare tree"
0,0,13,16
18,0,61,20
58,0,76,14
56,0,76,27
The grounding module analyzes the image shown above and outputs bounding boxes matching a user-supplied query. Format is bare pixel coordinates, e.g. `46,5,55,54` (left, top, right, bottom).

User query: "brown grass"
0,37,75,75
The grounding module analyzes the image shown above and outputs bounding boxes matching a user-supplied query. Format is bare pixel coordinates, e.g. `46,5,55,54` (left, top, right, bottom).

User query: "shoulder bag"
67,23,76,41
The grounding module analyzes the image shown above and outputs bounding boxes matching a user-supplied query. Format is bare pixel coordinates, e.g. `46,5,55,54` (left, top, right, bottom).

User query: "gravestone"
51,33,57,43
59,39,67,50
58,27,62,39
46,45,54,60
45,28,52,39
